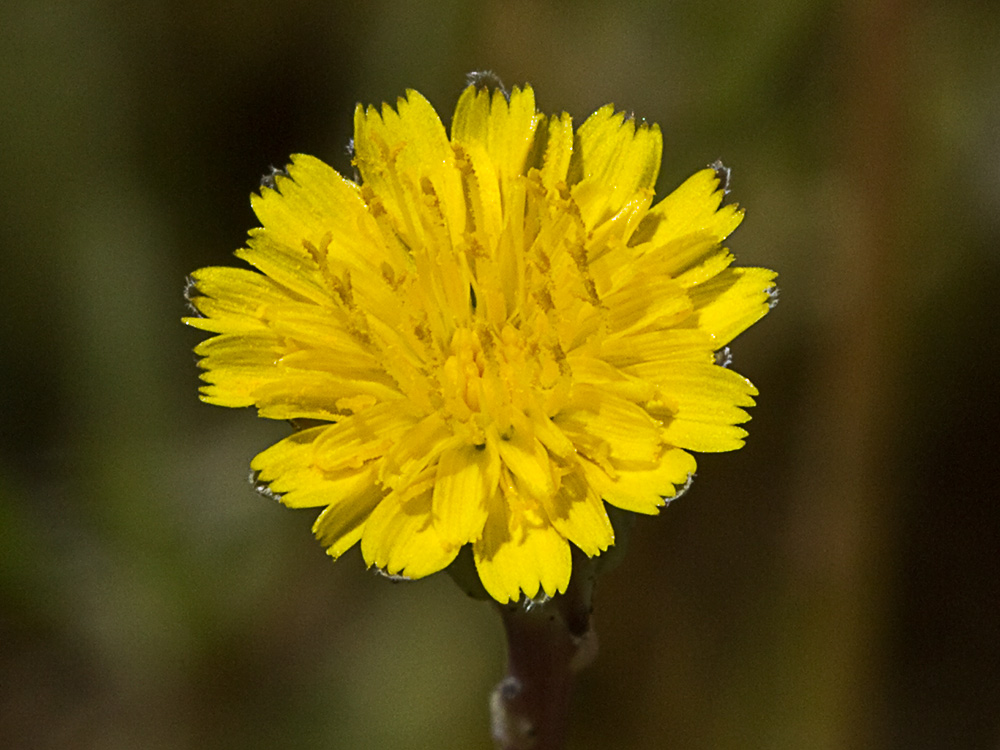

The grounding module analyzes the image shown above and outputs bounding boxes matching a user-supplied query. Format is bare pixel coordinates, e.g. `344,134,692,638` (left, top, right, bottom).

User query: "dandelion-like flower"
185,82,776,603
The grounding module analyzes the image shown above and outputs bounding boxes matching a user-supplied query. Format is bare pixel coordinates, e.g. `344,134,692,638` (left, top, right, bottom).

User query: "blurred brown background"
2,0,998,748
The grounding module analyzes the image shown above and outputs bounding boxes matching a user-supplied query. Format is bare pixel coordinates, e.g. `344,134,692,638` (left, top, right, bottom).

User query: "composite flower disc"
184,82,776,603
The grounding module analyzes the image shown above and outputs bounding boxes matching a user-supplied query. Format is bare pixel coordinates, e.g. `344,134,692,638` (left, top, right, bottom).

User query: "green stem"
490,554,598,750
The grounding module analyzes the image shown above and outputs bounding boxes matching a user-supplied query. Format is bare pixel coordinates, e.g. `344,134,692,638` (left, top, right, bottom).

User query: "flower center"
438,320,568,447
441,326,486,421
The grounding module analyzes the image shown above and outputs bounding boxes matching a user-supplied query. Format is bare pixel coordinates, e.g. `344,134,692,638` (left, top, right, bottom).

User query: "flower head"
185,82,776,603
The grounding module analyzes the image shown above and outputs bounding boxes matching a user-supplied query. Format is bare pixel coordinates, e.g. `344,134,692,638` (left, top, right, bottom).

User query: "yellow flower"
184,82,776,604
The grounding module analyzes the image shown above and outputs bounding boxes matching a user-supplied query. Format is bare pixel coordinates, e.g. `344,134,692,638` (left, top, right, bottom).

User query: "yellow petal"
537,112,574,190
352,91,462,254
450,84,492,149
311,475,385,559
555,383,663,465
491,85,540,185
630,362,756,425
634,167,743,249
494,427,555,502
252,429,383,559
452,139,504,255
392,90,453,166
361,486,460,579
381,412,454,485
431,440,499,545
452,84,540,183
263,310,380,372
661,418,749,453
565,354,657,403
686,266,778,346
251,427,384,558
280,464,381,510
600,328,714,368
541,468,614,556
473,488,571,603
571,106,662,192
311,402,417,472
353,90,450,187
530,412,576,460
251,429,384,529
568,104,661,226
192,331,284,407
585,191,655,272
234,232,329,306
243,155,395,306
250,154,375,271
393,91,467,245
253,370,401,421
251,425,329,491
625,232,734,290
603,273,693,336
583,449,697,514
184,266,291,334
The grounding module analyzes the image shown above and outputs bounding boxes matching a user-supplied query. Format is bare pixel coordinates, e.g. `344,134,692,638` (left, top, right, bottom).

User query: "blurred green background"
2,0,998,748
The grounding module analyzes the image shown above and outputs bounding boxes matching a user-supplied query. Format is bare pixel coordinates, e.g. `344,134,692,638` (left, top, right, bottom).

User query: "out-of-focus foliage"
2,0,997,748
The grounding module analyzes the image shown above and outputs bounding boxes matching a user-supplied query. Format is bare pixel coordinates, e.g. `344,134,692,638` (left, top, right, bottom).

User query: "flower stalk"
491,551,598,750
